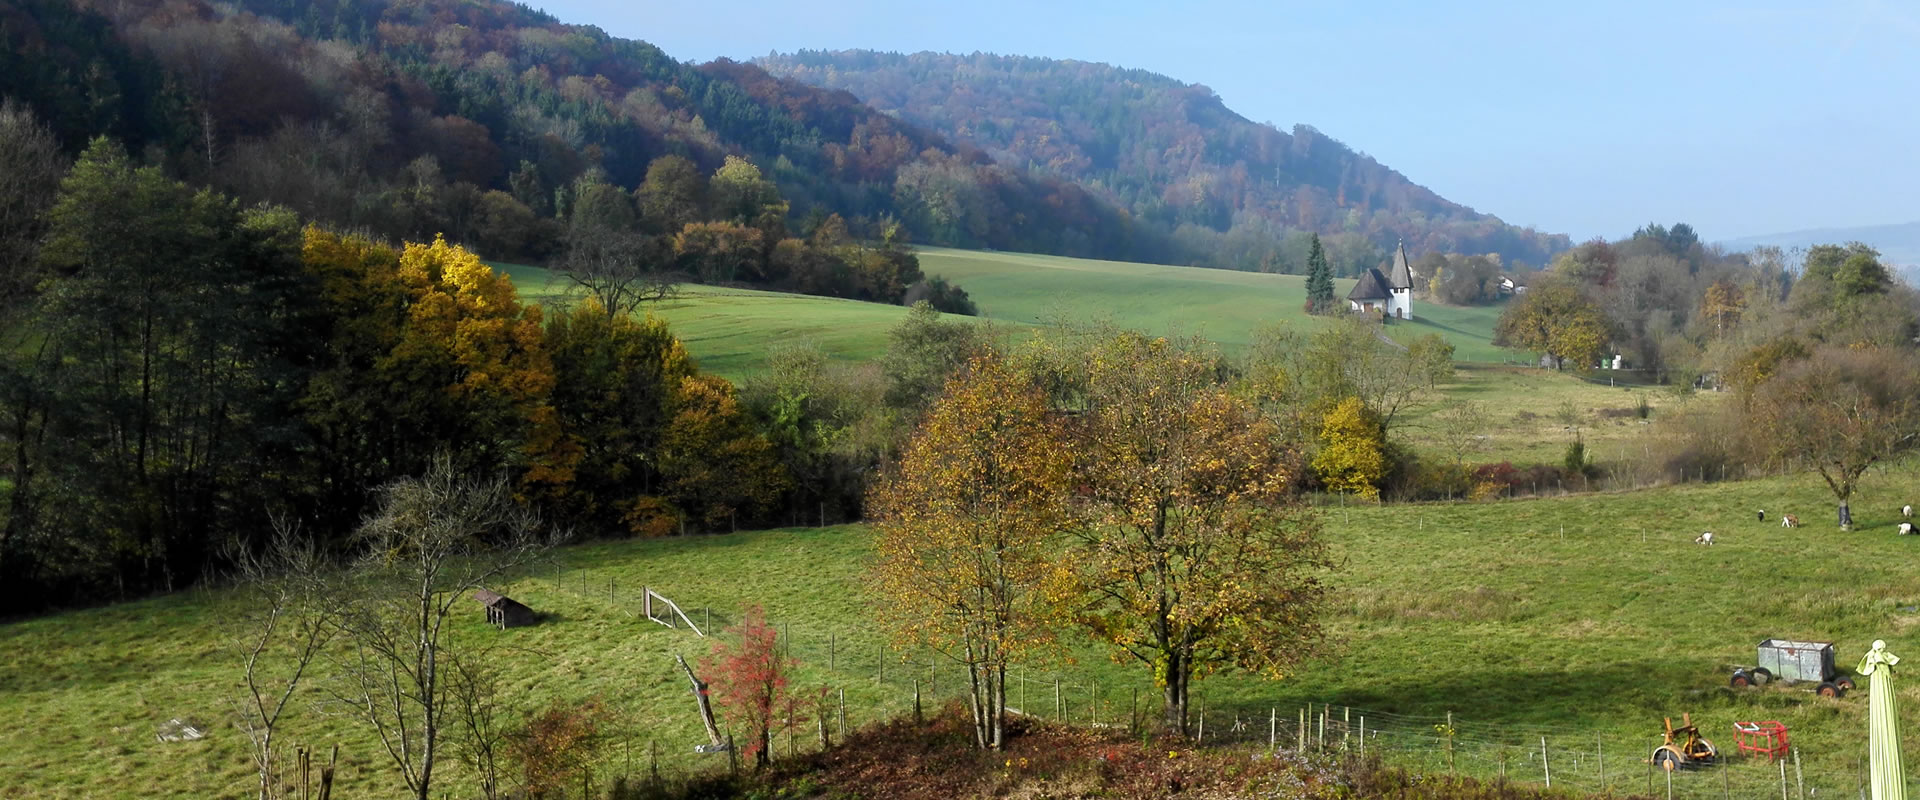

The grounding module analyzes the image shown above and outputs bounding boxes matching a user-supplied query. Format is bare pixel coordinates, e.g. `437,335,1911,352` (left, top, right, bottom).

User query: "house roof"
1388,242,1414,290
1347,267,1392,301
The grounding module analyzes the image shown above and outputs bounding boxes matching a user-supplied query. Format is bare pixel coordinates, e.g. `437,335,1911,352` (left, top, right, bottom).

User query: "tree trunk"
1839,500,1853,530
675,655,724,746
1161,659,1188,736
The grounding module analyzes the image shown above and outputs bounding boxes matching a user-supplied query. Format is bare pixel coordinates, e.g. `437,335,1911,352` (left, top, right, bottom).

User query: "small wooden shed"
473,589,536,630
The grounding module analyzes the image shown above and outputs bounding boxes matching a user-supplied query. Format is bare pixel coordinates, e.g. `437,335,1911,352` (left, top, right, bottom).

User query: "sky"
535,0,1918,242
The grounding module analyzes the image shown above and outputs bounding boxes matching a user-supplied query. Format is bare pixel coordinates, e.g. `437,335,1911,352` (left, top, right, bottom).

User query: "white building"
1347,242,1415,319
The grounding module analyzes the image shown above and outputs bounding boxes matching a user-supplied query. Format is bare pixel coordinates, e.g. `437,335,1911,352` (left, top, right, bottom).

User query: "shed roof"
1347,267,1392,301
473,589,528,611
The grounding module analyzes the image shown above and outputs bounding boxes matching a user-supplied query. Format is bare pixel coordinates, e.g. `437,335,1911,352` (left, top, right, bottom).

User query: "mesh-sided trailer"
1730,639,1852,697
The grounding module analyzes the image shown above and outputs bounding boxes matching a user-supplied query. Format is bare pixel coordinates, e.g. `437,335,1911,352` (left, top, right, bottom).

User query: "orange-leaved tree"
1058,332,1332,736
701,605,795,767
868,353,1072,749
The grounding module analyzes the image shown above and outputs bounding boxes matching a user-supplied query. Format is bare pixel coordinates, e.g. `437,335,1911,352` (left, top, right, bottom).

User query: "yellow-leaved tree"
383,235,578,490
1057,332,1331,736
1311,396,1388,499
657,375,787,530
867,353,1071,750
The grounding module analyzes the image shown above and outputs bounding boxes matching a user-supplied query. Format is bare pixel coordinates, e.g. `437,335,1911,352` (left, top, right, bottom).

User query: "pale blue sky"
536,0,1917,242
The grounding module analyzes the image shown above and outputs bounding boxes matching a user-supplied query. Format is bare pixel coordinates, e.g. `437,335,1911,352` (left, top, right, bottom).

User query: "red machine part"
1732,721,1790,761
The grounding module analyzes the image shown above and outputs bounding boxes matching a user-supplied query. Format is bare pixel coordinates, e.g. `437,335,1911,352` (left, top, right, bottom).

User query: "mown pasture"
5,465,1914,799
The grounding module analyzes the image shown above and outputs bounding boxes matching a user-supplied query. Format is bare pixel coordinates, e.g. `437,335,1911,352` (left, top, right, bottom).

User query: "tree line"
1489,221,1920,524
0,0,1160,275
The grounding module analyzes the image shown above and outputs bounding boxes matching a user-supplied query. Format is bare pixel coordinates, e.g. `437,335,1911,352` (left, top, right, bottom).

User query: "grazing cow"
1900,522,1915,536
1695,531,1715,546
1757,509,1766,522
1782,514,1800,528
1904,504,1913,520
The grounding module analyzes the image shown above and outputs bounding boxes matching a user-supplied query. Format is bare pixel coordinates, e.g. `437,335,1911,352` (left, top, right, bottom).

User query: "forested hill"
758,50,1572,273
0,0,1144,261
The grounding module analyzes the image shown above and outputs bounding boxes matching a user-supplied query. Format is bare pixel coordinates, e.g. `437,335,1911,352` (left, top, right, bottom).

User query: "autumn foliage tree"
701,606,796,767
868,353,1072,750
1312,396,1389,498
1056,332,1331,735
506,699,606,799
1493,283,1612,370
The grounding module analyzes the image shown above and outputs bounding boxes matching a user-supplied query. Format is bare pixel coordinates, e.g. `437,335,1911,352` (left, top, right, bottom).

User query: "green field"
493,247,1516,382
917,247,1513,362
7,465,1915,799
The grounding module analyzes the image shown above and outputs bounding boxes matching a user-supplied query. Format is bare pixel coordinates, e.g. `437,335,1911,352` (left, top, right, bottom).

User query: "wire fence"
533,566,1878,800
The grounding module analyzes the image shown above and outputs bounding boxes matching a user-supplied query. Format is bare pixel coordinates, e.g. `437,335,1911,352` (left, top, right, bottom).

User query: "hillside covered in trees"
757,50,1571,274
0,0,1150,266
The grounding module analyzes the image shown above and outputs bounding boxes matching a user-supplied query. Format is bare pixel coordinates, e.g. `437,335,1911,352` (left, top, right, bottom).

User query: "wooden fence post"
1542,736,1551,788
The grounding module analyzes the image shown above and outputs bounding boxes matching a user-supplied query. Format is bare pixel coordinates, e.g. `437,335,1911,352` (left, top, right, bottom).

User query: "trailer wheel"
1655,748,1683,772
1817,681,1842,698
1837,676,1856,692
1731,670,1752,688
1752,668,1773,686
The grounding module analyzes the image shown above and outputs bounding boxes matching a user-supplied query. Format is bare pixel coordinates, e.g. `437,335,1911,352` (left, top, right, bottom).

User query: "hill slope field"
756,50,1570,268
500,246,1514,380
915,247,1511,362
4,466,1915,799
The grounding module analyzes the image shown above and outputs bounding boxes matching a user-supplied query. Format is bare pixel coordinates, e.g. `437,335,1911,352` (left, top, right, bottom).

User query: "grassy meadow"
6,464,1918,799
916,246,1512,362
492,246,1518,383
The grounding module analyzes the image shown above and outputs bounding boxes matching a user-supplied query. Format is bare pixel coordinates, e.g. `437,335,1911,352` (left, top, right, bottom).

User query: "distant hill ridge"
1722,221,1920,267
757,49,1570,269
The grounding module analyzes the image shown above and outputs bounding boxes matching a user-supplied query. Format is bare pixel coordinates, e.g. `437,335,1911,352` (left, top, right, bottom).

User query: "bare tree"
229,515,336,800
1747,347,1920,530
446,647,512,800
560,228,676,319
328,455,555,800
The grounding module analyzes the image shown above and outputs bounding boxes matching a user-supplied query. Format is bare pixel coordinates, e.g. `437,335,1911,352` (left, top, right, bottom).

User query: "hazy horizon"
533,0,1919,244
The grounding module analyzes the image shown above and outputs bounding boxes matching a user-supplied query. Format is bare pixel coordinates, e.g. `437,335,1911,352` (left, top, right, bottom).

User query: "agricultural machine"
1729,639,1852,697
1651,713,1717,771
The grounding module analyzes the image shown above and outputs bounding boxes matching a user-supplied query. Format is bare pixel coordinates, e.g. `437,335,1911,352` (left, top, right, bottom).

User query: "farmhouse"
473,588,537,629
1499,275,1528,295
1347,242,1415,319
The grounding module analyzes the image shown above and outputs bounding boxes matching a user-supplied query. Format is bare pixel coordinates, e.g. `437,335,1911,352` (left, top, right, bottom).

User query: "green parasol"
1859,639,1906,800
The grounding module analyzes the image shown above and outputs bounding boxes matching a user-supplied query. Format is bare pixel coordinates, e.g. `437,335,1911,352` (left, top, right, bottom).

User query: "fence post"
1781,760,1789,800
1298,707,1306,753
607,576,613,603
1054,677,1062,720
1795,748,1805,800
913,678,922,723
1344,706,1351,752
1131,688,1138,735
1270,708,1276,750
837,688,846,740
1359,716,1366,758
644,587,651,620
1542,736,1551,788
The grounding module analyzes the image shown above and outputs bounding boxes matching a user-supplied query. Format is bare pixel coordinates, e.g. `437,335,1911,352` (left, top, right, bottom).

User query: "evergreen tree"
1305,233,1335,314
